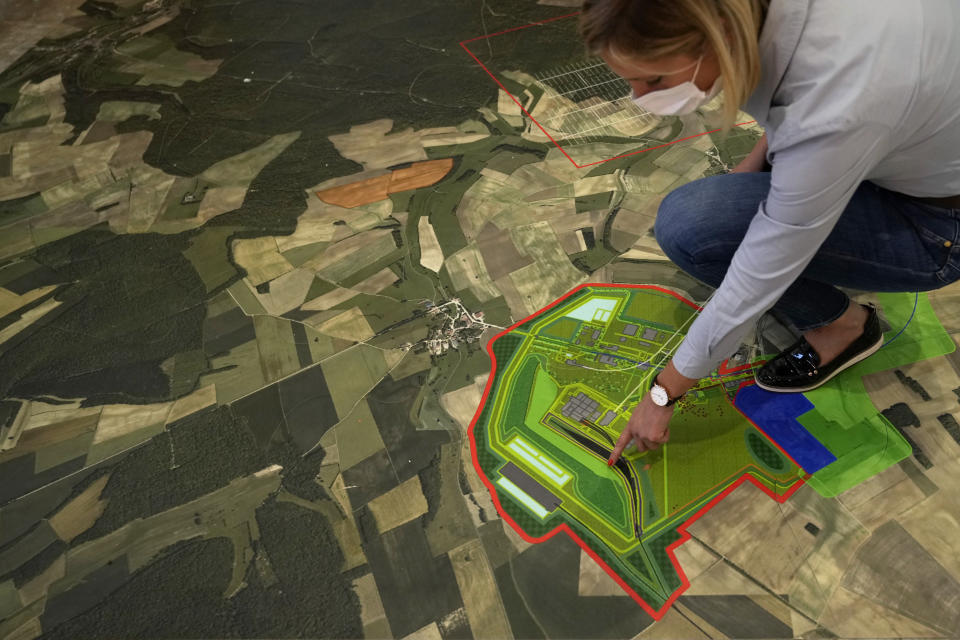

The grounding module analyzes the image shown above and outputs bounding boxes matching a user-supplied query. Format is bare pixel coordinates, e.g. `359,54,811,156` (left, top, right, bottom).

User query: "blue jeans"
654,172,960,331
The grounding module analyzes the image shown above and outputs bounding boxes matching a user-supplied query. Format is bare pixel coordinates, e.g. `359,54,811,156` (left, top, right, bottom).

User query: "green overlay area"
472,286,953,613
474,286,801,611
802,292,955,496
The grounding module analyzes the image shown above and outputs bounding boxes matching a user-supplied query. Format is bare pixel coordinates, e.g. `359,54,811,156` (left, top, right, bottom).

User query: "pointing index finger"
608,428,632,466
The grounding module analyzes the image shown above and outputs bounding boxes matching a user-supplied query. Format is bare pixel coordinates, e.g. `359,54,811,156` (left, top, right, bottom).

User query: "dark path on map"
550,420,644,539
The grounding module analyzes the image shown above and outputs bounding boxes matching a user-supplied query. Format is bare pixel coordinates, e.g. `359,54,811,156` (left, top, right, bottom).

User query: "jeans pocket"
937,247,960,284
915,220,958,274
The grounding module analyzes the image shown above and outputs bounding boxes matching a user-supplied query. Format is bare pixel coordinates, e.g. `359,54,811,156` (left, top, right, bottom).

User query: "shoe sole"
754,332,884,394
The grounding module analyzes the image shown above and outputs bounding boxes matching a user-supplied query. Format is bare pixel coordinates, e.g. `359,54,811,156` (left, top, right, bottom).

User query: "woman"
581,0,960,464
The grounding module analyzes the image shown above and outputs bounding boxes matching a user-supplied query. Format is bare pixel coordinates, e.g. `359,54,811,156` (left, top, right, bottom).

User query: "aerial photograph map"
1,1,959,639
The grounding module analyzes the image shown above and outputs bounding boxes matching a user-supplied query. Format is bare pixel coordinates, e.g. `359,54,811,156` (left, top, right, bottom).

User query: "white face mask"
631,56,722,116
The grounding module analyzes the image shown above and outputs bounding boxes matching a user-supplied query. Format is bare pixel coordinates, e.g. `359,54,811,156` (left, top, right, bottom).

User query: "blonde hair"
580,0,768,132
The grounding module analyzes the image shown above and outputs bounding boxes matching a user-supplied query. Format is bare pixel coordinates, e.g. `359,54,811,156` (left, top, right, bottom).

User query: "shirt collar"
743,0,810,126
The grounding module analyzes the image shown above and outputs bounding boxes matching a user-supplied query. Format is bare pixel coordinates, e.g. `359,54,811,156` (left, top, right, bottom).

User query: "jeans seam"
691,256,852,331
686,240,744,269
811,249,948,279
916,225,951,245
792,296,851,333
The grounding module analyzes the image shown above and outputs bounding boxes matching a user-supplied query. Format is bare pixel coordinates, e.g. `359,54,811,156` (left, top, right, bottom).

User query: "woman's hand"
730,132,769,173
730,155,767,173
607,392,674,465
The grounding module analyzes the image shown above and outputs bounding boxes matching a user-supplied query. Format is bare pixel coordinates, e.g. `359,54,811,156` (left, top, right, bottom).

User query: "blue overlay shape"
734,385,837,473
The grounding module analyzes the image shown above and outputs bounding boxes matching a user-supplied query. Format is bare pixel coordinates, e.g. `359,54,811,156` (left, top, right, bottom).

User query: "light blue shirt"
672,0,960,378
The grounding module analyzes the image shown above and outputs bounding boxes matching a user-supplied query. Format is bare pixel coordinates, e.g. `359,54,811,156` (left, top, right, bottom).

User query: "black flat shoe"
755,304,883,393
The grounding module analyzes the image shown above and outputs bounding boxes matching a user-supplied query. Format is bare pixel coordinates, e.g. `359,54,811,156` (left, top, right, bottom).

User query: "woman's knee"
654,179,712,265
654,172,770,265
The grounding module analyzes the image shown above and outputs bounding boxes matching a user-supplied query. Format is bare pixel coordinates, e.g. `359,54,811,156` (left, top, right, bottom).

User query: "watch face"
650,385,669,406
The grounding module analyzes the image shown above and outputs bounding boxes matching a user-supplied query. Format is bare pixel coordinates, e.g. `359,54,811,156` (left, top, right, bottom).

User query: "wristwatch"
649,374,683,407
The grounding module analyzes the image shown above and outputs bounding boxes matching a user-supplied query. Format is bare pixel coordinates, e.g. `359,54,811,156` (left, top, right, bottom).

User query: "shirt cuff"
669,339,719,380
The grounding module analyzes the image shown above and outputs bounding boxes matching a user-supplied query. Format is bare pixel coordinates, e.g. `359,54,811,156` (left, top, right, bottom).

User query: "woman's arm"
731,132,769,173
672,122,892,380
612,122,892,463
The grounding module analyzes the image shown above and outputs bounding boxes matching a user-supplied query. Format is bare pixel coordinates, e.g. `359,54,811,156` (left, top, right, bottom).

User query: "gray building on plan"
561,392,601,422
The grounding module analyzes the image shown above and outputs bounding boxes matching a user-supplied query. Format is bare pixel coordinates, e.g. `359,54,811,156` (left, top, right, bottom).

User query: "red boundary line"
458,14,756,168
466,283,807,620
717,357,762,375
460,11,580,44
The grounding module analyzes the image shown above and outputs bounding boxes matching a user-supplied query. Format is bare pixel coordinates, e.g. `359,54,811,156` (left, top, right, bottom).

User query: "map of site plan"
1,2,960,639
473,285,803,614
473,283,953,618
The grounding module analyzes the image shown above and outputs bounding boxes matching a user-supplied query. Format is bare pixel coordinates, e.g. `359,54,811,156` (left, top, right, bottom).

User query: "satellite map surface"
1,2,960,639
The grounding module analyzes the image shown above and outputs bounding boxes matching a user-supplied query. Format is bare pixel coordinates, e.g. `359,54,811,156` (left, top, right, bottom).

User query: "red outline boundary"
466,283,807,620
458,13,757,168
